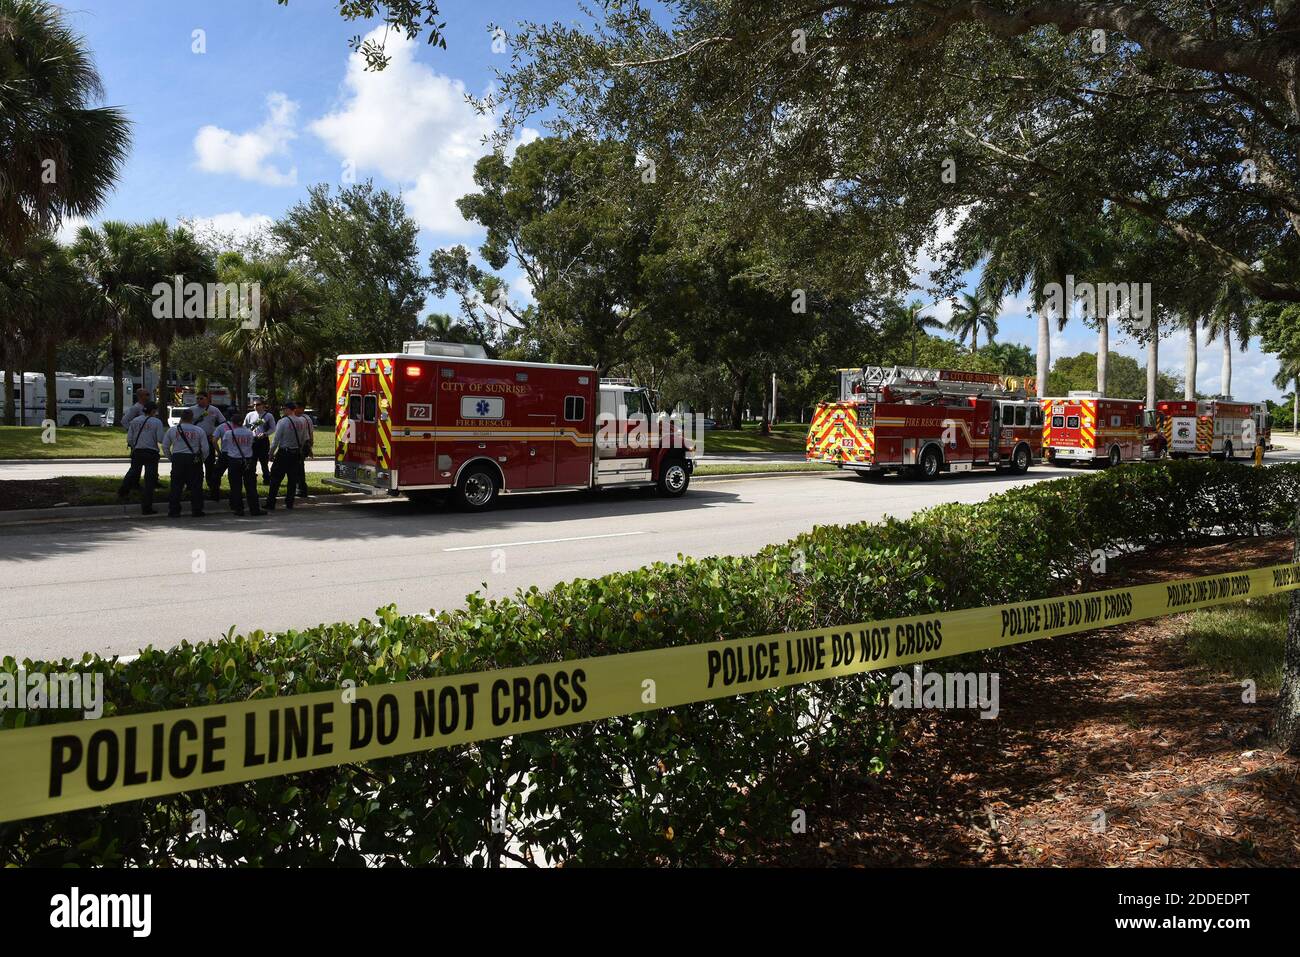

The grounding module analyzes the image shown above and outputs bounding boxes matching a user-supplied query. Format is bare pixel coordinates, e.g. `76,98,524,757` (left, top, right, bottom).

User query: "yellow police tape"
2,560,1298,823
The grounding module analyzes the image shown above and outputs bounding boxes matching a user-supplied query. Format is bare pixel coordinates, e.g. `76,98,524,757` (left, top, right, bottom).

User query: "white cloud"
310,28,537,235
194,93,299,187
182,211,275,245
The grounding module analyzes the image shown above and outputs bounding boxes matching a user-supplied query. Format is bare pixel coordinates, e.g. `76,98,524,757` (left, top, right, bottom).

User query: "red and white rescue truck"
805,366,1043,479
1155,398,1271,460
1039,392,1160,467
325,341,697,509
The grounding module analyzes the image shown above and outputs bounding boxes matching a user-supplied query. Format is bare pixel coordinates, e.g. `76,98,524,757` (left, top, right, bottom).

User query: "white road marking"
443,531,647,552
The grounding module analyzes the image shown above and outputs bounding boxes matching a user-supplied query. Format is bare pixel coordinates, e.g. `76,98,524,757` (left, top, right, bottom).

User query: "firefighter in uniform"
214,417,263,516
120,388,152,429
117,401,166,514
162,408,208,517
191,392,226,501
243,399,275,483
265,400,308,511
295,408,314,500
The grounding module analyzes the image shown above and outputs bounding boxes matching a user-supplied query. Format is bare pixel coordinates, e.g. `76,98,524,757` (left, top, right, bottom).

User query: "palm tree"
8,237,95,420
1206,279,1253,398
71,221,154,420
1273,354,1300,435
967,213,1097,396
1184,313,1200,400
0,0,131,256
887,299,943,365
216,257,321,409
947,289,998,353
138,220,216,407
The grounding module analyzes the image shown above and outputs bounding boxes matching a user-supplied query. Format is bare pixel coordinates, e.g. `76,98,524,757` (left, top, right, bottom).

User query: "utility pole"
771,373,778,425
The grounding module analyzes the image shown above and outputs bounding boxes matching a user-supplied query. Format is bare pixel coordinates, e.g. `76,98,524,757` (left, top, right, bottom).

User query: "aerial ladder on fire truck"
838,366,1034,404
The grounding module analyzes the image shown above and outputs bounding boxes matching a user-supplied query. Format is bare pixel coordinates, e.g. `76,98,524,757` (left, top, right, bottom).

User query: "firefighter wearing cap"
162,408,208,517
265,400,309,510
191,392,226,501
243,399,275,484
117,402,166,514
214,417,263,516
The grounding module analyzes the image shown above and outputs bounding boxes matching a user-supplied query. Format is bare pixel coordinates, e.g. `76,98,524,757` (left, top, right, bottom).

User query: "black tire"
1223,441,1234,461
1010,443,1031,474
69,415,89,427
657,457,690,497
1107,445,1121,468
919,445,942,480
455,465,499,511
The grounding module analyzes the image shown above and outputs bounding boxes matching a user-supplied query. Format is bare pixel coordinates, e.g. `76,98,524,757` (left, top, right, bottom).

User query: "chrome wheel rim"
464,473,493,506
665,464,687,492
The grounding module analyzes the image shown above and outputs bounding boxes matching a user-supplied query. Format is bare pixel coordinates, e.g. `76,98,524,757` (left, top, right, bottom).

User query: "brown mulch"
762,535,1300,866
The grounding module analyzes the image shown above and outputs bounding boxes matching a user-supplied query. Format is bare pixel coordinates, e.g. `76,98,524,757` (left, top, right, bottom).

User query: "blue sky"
57,0,1286,400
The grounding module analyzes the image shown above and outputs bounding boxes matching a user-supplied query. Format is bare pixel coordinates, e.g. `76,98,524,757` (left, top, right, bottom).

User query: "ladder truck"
806,366,1043,480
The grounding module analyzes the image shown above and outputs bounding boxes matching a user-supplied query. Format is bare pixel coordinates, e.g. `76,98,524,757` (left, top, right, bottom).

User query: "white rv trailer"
1,372,132,427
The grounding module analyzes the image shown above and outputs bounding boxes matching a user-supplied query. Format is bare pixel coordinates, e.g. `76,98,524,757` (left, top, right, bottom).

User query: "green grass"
0,425,128,459
693,461,832,476
697,422,809,454
0,473,345,511
1180,594,1289,690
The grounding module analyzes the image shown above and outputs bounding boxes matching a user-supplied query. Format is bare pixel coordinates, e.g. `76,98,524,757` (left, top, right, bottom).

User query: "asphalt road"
1,468,1065,661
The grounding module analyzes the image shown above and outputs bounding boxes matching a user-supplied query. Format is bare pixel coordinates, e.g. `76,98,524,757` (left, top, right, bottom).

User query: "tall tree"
9,237,96,420
496,2,1300,307
274,181,427,357
886,299,943,366
0,0,130,256
139,220,216,407
215,256,321,410
1184,313,1200,401
435,137,660,372
71,221,154,420
1207,280,1254,398
946,290,997,353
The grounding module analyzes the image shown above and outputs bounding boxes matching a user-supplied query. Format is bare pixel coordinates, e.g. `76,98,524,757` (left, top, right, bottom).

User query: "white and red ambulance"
325,341,697,510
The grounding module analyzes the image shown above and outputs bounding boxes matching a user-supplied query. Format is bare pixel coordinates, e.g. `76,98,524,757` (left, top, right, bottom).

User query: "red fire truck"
1155,398,1270,460
1040,392,1155,467
806,366,1043,479
325,341,696,509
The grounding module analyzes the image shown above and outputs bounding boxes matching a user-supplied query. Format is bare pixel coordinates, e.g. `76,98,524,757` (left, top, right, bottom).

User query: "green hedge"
2,461,1296,866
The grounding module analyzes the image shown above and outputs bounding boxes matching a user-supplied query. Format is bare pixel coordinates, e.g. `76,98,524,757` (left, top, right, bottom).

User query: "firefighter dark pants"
252,436,271,482
203,446,222,500
225,458,261,515
267,449,305,508
297,445,311,498
119,449,160,513
167,453,205,516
